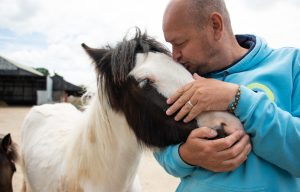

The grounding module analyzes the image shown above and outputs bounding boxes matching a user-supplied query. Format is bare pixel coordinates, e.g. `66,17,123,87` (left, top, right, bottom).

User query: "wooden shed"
51,74,83,102
0,55,83,105
0,55,46,105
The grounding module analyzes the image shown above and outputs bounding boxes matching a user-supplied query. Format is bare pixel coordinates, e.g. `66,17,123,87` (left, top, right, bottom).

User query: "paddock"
0,106,179,191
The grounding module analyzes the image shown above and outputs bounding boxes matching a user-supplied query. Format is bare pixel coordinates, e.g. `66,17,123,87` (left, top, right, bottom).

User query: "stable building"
0,55,46,105
0,55,83,105
52,74,83,102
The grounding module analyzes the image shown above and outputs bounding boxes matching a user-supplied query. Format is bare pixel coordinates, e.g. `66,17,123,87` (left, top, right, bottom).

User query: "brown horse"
0,133,18,192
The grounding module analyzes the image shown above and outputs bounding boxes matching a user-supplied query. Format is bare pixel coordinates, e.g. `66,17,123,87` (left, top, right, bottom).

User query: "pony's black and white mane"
82,29,198,148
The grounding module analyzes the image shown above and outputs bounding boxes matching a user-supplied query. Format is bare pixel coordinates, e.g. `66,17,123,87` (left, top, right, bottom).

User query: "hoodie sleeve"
235,85,300,177
153,144,196,178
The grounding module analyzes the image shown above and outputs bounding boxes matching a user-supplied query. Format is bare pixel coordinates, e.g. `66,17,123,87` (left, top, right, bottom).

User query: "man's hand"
166,73,239,123
179,127,251,172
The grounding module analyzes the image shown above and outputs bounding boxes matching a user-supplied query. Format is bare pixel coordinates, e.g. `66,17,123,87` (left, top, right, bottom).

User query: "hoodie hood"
204,35,273,80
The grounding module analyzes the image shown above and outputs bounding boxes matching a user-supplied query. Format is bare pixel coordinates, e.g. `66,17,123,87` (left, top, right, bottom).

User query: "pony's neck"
64,91,141,191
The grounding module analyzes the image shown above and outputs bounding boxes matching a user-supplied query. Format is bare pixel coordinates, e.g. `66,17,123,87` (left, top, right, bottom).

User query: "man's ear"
209,12,223,41
1,133,12,153
81,43,108,64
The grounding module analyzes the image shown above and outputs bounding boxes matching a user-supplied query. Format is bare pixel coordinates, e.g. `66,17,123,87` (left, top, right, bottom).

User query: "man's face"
163,5,218,74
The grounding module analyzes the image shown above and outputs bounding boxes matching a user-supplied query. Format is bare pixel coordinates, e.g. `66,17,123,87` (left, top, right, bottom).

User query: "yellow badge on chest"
247,83,275,102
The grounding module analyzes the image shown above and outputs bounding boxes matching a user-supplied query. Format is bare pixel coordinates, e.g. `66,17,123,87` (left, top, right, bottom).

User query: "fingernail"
174,116,179,121
210,129,217,136
238,130,244,135
183,118,188,123
166,98,171,104
247,144,252,152
193,73,200,78
166,109,171,115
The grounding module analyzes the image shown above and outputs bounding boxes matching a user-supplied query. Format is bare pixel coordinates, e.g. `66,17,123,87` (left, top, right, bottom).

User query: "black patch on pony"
122,77,198,147
82,28,198,147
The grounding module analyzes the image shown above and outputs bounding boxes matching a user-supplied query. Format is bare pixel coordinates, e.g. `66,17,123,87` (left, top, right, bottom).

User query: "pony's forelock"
109,28,171,86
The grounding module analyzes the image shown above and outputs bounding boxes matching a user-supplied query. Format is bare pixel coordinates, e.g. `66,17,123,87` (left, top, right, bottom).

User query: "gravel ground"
0,106,179,192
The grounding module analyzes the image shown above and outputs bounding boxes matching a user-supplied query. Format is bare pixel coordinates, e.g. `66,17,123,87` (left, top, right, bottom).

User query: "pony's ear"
81,43,108,63
1,133,12,153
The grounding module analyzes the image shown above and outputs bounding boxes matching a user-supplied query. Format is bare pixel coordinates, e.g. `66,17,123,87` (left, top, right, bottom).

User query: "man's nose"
172,47,182,62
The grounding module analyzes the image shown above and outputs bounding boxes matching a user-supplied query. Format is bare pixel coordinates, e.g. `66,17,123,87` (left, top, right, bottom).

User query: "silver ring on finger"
187,100,194,108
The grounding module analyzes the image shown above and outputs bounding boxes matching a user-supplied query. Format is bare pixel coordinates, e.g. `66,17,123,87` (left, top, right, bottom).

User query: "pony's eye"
138,79,149,88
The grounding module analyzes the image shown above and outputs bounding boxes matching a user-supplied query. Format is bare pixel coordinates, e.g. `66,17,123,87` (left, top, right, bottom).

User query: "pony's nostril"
216,126,227,138
209,122,227,139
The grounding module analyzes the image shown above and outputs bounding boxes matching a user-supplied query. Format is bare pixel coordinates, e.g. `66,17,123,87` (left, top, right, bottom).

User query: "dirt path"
0,106,179,192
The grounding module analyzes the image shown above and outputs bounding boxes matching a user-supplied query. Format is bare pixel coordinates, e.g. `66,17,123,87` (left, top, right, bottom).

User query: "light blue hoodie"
154,35,300,192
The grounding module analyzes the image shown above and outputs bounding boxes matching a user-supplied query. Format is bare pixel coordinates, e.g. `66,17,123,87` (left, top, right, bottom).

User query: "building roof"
51,74,82,92
0,55,44,76
0,55,82,95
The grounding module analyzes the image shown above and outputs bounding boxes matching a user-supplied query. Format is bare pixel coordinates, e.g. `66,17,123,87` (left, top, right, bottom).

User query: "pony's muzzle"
209,122,227,140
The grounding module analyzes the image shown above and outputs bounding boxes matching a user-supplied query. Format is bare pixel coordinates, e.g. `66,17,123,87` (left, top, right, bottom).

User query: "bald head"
162,0,247,74
164,0,232,33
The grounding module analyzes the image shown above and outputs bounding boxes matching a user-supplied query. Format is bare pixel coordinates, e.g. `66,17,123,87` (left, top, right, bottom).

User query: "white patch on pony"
21,90,142,192
21,103,81,191
131,52,194,97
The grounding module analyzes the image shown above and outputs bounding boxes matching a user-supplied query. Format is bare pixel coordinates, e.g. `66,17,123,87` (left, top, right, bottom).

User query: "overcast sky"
1,0,300,86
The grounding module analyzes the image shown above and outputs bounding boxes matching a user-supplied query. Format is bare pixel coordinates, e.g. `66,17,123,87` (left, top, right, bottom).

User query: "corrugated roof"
0,55,44,76
52,74,82,91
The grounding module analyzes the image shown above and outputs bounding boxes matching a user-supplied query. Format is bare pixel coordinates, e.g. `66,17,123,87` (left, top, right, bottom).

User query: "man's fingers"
174,102,193,121
173,90,196,121
210,130,245,151
183,107,200,123
189,127,218,139
216,134,250,160
183,94,202,122
166,86,194,117
166,82,193,105
166,88,184,106
193,73,202,80
221,143,251,170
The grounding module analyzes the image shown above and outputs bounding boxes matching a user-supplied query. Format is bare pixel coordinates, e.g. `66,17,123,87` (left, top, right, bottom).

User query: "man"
154,0,300,191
